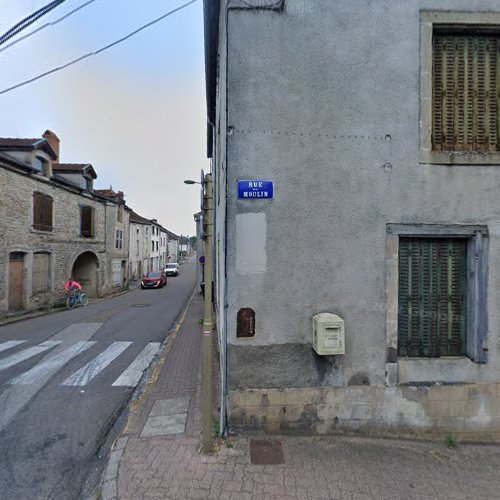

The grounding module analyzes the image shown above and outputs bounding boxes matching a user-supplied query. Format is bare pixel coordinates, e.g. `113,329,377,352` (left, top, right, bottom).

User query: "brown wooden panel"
9,255,24,311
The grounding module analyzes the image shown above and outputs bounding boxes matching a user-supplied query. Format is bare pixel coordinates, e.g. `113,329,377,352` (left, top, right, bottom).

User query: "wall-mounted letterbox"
312,313,345,355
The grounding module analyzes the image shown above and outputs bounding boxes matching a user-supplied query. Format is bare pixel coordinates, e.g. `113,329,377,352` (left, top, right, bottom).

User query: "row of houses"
0,130,180,318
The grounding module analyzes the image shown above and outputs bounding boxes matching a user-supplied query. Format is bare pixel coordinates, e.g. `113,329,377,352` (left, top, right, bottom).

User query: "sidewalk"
104,292,500,500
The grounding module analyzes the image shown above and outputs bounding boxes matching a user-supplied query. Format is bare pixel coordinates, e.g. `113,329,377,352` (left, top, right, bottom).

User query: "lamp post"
184,175,213,453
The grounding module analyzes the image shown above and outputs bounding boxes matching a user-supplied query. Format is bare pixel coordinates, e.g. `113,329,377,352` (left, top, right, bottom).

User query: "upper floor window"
34,156,49,176
33,192,53,231
80,205,95,237
117,206,123,223
151,241,155,251
432,30,500,153
115,229,123,249
420,12,500,164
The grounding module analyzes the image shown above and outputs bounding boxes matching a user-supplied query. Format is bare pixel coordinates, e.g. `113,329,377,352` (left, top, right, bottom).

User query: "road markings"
10,341,96,385
0,341,62,372
62,341,132,386
112,342,161,387
0,340,27,353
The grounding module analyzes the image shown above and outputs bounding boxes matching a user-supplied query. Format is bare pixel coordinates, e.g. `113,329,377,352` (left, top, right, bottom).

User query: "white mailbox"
312,313,345,355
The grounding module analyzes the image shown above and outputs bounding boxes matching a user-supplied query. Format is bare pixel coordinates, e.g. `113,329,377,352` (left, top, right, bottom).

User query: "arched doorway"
71,251,99,297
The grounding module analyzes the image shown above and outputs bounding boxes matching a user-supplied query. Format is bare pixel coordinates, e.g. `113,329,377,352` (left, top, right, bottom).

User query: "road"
0,258,196,500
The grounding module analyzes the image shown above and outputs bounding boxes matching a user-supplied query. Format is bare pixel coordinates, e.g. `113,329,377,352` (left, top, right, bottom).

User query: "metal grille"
432,34,500,152
398,238,467,357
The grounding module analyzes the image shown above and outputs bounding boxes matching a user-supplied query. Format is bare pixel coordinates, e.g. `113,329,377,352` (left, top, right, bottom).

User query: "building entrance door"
9,252,25,311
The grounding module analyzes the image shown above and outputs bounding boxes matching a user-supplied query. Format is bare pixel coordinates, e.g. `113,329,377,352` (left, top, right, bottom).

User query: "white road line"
9,341,96,385
112,342,161,387
0,341,62,372
62,341,132,386
0,340,27,353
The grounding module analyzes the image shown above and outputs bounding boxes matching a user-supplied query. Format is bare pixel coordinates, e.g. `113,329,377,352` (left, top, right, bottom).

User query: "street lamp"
184,174,213,453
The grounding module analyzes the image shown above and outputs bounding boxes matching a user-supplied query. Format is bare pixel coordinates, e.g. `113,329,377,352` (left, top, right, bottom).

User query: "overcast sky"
0,0,208,237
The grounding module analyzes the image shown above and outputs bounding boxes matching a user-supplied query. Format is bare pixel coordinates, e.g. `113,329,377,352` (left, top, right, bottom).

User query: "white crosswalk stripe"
112,342,161,387
0,340,27,353
10,341,96,385
0,341,61,372
0,338,160,389
62,341,132,386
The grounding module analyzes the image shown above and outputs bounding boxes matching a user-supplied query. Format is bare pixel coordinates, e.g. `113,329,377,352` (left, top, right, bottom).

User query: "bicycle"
65,290,88,309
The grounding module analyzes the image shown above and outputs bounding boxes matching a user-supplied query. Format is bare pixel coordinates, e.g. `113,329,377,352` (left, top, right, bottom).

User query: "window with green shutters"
432,29,500,152
398,238,467,358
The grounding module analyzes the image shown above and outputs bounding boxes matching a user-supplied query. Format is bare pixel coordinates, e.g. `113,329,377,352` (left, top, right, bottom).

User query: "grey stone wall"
215,0,500,435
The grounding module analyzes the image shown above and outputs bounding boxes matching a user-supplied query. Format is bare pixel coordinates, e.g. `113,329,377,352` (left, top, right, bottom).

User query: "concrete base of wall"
228,383,500,442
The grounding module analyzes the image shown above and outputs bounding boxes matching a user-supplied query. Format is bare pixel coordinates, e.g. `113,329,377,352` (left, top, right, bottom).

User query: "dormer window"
34,156,49,176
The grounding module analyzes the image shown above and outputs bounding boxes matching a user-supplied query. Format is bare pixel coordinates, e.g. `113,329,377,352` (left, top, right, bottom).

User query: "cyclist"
64,278,82,293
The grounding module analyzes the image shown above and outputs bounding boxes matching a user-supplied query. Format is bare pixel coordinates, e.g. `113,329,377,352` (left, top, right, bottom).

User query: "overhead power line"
0,0,97,55
0,0,199,97
0,0,67,47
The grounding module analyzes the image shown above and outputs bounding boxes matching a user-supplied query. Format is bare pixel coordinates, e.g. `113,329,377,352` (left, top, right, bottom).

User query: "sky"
0,0,209,237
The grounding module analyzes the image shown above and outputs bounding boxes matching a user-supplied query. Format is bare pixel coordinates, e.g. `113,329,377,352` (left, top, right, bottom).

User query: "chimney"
42,130,60,161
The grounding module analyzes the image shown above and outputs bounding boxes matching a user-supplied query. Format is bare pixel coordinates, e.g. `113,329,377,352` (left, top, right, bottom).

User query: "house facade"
0,132,117,316
166,230,179,263
95,188,130,290
129,210,151,280
205,0,500,440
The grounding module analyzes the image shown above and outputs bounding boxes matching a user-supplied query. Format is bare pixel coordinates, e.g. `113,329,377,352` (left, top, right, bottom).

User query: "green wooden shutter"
398,238,467,357
432,33,500,152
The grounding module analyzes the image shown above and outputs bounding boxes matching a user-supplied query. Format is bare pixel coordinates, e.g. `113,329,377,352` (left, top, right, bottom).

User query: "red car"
141,271,167,289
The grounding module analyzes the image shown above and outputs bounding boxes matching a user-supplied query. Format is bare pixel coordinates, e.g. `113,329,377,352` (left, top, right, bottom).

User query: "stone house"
149,220,162,272
129,210,152,280
94,188,130,290
205,0,500,440
0,131,121,316
166,230,179,263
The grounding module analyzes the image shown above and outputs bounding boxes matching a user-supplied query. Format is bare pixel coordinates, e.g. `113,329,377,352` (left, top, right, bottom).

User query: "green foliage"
444,433,458,448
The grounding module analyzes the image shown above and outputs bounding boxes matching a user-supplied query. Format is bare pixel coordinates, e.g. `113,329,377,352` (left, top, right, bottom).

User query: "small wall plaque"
238,180,273,199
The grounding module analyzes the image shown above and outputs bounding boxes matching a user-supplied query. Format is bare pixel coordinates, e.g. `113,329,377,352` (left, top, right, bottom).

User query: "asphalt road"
0,258,197,500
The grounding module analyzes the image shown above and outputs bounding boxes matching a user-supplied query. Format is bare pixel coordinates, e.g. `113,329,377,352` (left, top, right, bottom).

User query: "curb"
101,436,129,500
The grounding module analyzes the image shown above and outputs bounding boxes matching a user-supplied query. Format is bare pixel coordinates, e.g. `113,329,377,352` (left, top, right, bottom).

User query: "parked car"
164,263,180,277
141,271,167,289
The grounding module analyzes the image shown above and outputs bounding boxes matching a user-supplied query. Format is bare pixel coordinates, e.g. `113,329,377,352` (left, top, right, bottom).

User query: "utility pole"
201,173,213,453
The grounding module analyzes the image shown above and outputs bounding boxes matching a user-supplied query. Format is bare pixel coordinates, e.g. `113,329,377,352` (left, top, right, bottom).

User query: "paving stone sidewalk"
107,292,500,500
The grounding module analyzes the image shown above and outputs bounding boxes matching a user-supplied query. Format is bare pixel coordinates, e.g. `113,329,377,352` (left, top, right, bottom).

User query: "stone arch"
70,251,100,297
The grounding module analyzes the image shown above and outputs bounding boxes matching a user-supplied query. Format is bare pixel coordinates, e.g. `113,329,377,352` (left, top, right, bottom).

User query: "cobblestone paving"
116,293,500,500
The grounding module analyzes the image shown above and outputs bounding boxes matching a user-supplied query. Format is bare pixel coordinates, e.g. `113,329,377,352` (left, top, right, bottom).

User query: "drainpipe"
202,173,214,453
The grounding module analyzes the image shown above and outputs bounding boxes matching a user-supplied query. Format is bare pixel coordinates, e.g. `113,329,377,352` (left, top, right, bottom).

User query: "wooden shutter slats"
33,192,52,231
433,33,500,152
398,238,467,358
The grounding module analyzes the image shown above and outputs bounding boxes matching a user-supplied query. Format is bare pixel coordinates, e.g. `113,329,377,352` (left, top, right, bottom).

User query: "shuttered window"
32,253,50,293
80,205,95,237
33,192,53,231
398,238,467,357
433,31,500,152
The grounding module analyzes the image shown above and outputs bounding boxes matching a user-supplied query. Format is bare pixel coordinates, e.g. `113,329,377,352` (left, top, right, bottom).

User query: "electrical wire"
0,0,97,55
0,0,67,47
0,0,199,96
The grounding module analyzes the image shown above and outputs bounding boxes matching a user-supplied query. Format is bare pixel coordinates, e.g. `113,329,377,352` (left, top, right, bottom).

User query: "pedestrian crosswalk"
0,339,161,389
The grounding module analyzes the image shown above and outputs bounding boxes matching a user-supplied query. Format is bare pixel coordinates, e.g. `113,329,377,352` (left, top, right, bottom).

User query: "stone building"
129,210,152,279
95,187,130,290
166,230,179,263
0,131,123,317
205,0,500,440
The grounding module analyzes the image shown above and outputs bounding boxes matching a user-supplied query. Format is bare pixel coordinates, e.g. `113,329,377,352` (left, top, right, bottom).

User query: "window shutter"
398,238,467,357
32,253,50,293
433,33,500,152
42,196,53,231
81,206,94,237
33,192,43,230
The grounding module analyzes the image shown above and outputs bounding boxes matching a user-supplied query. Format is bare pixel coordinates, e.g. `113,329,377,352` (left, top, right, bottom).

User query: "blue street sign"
238,180,274,199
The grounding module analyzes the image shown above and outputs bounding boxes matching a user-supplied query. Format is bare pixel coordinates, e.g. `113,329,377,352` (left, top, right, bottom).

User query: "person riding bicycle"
64,278,82,294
